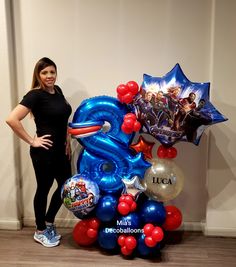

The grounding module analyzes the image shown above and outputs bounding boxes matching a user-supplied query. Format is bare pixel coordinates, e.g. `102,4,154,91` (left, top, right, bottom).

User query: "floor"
0,227,236,267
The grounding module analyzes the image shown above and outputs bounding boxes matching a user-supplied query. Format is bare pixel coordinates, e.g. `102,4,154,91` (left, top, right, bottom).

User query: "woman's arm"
65,129,71,159
6,104,53,149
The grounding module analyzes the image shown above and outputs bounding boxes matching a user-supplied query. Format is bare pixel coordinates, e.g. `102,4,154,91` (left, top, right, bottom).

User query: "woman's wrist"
29,138,34,146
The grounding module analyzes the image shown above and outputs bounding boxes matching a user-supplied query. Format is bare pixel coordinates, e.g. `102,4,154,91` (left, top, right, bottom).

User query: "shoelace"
47,224,58,237
43,229,55,240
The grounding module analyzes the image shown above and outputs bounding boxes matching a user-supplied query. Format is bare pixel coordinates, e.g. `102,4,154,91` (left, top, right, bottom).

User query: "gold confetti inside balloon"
140,158,185,202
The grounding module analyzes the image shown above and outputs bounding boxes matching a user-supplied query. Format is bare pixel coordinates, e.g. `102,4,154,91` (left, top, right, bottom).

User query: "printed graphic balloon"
132,63,228,146
61,174,100,218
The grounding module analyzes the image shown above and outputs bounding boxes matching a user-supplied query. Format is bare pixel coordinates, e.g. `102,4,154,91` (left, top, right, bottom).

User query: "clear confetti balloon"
140,158,185,202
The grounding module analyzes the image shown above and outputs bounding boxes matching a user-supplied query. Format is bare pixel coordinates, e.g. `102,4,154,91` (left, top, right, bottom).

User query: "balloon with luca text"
132,63,228,147
140,158,185,202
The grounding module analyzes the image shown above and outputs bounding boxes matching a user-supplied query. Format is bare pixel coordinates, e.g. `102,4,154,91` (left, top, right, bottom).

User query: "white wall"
0,0,21,229
205,0,236,236
1,0,234,236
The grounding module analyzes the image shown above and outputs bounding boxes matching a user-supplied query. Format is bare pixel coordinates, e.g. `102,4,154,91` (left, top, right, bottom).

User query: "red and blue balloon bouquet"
117,62,227,210
62,64,227,258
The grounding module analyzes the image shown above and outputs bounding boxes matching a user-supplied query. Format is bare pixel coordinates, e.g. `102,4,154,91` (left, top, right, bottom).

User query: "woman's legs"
45,155,71,224
31,157,55,231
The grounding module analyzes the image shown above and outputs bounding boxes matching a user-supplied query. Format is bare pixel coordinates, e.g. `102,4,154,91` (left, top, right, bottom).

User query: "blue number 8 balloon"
70,96,151,194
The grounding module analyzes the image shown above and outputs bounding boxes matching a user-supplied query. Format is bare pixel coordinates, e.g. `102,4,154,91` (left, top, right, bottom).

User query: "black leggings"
30,148,71,231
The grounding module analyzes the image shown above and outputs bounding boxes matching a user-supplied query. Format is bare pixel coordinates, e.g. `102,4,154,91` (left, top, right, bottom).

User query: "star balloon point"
130,135,155,159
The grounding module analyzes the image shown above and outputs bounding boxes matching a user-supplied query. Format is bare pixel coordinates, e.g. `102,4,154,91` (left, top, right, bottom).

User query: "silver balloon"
140,158,185,202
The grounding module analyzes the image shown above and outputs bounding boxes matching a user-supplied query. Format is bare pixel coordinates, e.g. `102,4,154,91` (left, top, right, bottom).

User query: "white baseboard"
204,226,236,237
181,221,204,232
23,217,79,228
0,219,22,230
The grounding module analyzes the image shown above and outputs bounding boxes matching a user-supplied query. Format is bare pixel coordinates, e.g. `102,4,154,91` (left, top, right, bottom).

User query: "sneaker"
46,224,61,241
34,229,60,247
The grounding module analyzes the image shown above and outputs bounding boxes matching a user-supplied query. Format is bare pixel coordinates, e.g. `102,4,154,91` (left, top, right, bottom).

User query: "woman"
6,57,72,247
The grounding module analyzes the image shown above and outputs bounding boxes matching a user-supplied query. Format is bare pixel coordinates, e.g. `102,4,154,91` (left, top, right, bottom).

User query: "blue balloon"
61,173,100,218
132,63,228,146
117,212,141,232
139,200,166,225
71,96,151,194
97,227,118,250
136,233,161,257
95,195,118,222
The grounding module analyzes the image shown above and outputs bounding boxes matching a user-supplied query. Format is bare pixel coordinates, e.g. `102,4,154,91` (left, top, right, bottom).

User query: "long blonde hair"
31,57,57,89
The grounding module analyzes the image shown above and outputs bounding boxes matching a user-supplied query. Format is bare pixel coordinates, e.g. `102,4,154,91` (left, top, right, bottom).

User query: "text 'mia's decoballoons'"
132,63,228,147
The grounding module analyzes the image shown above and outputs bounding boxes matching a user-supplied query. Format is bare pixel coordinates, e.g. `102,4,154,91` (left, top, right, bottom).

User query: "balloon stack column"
61,64,227,259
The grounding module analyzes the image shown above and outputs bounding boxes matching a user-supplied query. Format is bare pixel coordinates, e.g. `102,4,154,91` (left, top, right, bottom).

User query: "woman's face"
39,65,57,89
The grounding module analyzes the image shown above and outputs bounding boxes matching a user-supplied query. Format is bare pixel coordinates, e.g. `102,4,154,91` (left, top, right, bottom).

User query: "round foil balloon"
140,158,184,202
61,173,100,218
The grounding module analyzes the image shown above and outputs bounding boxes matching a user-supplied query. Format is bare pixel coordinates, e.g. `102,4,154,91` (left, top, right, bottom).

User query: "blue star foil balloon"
132,63,228,146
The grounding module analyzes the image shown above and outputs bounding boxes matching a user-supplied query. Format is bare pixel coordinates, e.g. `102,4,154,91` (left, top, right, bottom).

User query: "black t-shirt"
20,86,72,151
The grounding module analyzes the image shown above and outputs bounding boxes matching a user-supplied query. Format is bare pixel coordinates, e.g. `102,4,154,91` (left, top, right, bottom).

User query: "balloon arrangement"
62,64,227,258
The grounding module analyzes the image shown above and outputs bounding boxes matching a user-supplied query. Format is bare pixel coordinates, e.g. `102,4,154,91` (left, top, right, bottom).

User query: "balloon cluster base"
72,192,183,259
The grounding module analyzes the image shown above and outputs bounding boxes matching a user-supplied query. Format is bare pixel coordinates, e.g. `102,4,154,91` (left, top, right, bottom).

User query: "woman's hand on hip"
31,135,53,150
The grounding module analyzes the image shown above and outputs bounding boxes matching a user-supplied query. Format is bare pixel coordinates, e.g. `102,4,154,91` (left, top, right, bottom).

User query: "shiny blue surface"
97,227,118,250
95,194,118,222
136,233,161,257
139,200,166,225
72,96,151,194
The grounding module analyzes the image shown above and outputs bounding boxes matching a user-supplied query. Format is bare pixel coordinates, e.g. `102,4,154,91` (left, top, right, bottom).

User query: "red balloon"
122,92,134,104
167,147,178,158
133,121,141,132
130,135,154,159
118,235,126,246
87,228,97,238
125,236,137,250
117,202,130,215
157,145,168,158
117,93,125,103
124,113,137,121
143,223,155,236
162,205,182,231
144,236,156,247
123,118,134,129
73,220,96,246
121,245,133,256
119,195,126,202
116,84,129,96
124,195,134,206
88,218,100,229
121,124,133,134
151,226,164,242
130,201,137,212
68,125,102,135
126,81,139,95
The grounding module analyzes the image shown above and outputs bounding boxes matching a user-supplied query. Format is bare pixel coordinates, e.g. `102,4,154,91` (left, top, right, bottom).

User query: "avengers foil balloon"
132,64,228,146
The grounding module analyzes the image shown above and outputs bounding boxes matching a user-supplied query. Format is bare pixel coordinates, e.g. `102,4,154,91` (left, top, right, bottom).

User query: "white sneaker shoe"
46,224,61,241
34,229,60,247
